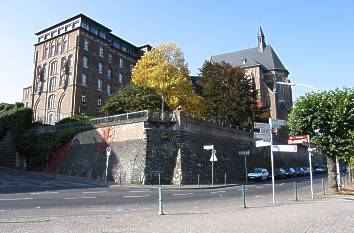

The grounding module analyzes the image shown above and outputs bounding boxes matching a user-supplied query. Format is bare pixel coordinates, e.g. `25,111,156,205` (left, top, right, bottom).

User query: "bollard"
158,188,164,215
294,181,299,201
242,185,247,208
224,173,227,185
322,178,326,195
198,173,200,188
158,173,161,186
179,174,182,189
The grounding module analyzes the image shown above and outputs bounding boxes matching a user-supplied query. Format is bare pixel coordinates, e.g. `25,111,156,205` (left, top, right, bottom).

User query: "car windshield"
250,168,263,173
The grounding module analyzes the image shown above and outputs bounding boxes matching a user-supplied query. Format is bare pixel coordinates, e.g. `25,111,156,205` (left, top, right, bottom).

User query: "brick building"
211,26,292,120
22,14,151,124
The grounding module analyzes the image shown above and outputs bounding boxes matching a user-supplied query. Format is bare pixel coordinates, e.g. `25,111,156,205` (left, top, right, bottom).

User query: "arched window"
42,64,47,77
47,112,55,125
118,73,123,83
44,46,49,58
50,61,58,75
97,97,102,107
81,93,86,104
107,84,111,96
57,43,62,54
84,38,89,51
51,44,56,56
107,68,111,79
83,56,88,68
82,73,87,85
49,77,56,92
97,79,102,90
98,62,103,74
63,40,68,52
48,95,56,109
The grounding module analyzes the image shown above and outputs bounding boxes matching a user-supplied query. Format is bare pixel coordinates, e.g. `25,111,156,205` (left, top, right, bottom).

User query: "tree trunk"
327,156,337,192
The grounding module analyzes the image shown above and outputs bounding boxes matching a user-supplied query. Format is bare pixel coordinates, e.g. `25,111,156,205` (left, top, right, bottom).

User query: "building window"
119,58,123,68
49,77,56,92
277,83,285,100
42,64,47,77
108,53,112,63
83,56,88,68
129,64,134,72
81,93,86,104
98,79,102,90
63,40,68,52
98,62,103,74
97,97,102,107
58,27,64,34
99,32,106,39
107,68,111,79
107,84,111,96
118,73,123,83
47,113,55,125
68,55,73,67
48,95,56,109
57,43,62,54
81,73,87,85
51,44,56,56
84,38,89,51
44,46,49,59
99,46,104,57
91,27,98,35
50,61,58,75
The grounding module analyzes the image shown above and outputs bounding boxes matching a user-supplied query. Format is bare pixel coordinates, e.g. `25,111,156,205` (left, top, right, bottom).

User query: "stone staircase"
0,131,17,168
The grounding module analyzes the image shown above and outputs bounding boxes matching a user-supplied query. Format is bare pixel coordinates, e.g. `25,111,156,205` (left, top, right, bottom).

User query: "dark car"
269,168,287,179
314,164,327,174
283,167,296,178
302,167,311,176
295,167,306,176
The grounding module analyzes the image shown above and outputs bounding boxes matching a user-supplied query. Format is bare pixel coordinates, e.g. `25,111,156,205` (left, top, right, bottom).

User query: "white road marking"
172,193,194,196
279,183,285,186
0,197,33,201
83,191,108,194
210,191,226,194
256,186,264,189
129,190,150,193
30,191,58,195
122,195,151,198
64,196,97,200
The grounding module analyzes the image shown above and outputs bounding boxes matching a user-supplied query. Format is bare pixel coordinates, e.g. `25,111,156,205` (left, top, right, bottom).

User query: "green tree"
198,61,260,128
101,83,162,115
132,43,204,117
287,88,354,191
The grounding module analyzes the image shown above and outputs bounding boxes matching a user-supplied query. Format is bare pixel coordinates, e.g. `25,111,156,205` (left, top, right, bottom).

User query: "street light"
276,82,318,92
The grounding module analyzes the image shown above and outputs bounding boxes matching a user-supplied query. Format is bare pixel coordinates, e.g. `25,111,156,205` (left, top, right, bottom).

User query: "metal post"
335,155,341,191
104,154,109,185
242,185,247,208
322,178,326,195
244,154,248,183
158,188,164,215
269,118,276,205
211,149,214,187
198,173,200,188
224,173,227,185
308,135,314,199
179,174,182,189
158,173,161,186
294,181,299,201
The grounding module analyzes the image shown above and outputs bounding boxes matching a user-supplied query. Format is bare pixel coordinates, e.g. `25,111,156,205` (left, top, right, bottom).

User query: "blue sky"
0,0,353,104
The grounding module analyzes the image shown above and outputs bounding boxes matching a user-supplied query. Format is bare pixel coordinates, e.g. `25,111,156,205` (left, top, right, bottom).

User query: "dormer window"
243,58,247,64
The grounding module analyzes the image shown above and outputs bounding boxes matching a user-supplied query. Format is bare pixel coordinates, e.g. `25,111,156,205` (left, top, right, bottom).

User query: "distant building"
23,14,151,124
211,26,292,119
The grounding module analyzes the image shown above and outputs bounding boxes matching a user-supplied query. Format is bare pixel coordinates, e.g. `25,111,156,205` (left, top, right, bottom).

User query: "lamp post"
276,82,318,92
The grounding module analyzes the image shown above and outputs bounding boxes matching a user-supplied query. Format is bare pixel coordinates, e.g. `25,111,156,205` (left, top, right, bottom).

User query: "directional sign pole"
244,153,248,183
105,147,111,185
269,118,276,205
308,135,314,199
211,149,214,187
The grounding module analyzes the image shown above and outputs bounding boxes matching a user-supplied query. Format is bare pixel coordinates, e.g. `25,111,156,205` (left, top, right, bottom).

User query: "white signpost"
239,151,250,182
204,145,216,187
272,145,297,152
105,147,112,185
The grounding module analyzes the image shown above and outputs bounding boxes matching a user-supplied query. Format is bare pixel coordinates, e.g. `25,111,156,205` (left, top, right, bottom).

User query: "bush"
56,115,93,125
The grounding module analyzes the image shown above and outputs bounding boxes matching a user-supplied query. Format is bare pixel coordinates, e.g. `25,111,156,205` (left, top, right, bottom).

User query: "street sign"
271,119,286,129
106,147,112,156
238,151,250,155
272,145,297,152
210,150,217,162
288,135,308,144
203,145,214,150
255,140,271,147
254,122,270,129
254,132,271,140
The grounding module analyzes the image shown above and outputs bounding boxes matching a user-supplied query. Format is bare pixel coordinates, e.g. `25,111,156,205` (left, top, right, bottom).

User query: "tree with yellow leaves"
132,43,204,117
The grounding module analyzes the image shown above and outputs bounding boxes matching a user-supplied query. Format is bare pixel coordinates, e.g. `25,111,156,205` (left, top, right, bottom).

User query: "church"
211,26,292,120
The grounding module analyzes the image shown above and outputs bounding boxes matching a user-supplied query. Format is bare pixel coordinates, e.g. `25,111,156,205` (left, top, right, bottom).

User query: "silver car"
247,168,269,181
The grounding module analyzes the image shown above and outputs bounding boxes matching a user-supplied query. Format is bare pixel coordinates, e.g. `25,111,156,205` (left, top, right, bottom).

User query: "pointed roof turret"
258,26,266,52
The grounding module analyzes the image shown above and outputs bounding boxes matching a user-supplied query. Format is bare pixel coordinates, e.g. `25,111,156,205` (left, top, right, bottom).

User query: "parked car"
302,167,311,176
295,167,306,176
283,167,296,178
269,168,287,179
247,168,269,181
314,164,327,174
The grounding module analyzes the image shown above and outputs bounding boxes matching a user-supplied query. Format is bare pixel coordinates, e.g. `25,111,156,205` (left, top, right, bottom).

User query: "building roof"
211,45,288,73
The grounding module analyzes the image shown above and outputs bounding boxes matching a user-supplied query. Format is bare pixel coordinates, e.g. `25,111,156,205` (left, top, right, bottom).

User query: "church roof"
211,45,288,73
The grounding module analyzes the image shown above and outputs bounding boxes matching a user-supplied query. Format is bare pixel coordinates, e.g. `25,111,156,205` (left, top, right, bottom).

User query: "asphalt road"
0,167,328,215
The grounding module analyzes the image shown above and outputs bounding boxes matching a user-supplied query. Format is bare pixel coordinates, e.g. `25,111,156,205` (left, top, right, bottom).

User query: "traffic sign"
106,147,112,156
272,145,297,152
288,135,308,144
238,151,250,155
254,122,270,129
271,119,286,129
210,150,217,162
204,145,214,150
255,140,271,147
254,132,271,140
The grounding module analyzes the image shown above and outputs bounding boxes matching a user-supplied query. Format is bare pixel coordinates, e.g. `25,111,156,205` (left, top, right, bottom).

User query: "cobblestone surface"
1,195,353,233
